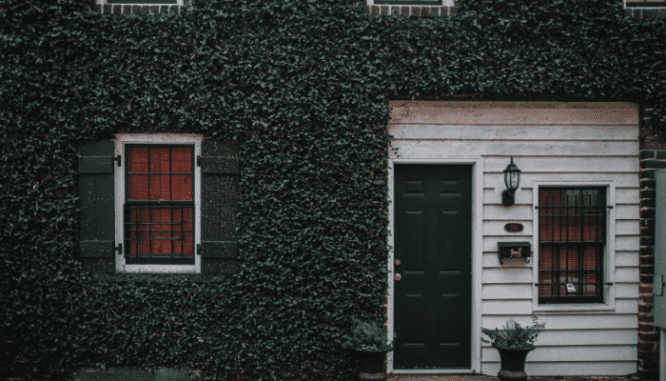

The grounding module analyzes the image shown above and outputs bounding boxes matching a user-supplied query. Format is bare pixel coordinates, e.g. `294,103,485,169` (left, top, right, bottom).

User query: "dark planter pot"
492,343,535,381
349,349,390,381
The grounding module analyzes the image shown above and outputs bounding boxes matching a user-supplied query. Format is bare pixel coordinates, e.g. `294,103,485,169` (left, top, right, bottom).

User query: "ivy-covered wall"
1,0,665,380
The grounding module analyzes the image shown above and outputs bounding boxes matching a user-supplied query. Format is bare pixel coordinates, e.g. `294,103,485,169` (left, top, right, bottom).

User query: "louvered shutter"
78,141,116,273
200,141,239,274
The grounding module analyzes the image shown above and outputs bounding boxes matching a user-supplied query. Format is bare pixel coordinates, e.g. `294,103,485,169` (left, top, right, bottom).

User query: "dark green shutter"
78,141,116,273
200,141,239,274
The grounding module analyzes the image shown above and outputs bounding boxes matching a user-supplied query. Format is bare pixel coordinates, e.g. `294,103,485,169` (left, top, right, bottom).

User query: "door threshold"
391,369,475,374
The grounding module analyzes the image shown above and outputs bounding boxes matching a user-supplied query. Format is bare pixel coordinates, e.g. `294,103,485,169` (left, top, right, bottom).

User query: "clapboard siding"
483,156,639,172
388,101,638,125
482,267,638,284
483,203,639,221
481,362,637,377
502,329,637,346
481,281,639,299
483,187,640,205
390,140,639,158
482,252,639,269
482,314,637,330
389,125,638,141
615,252,640,267
482,345,638,362
482,220,638,237
389,101,639,376
484,172,639,188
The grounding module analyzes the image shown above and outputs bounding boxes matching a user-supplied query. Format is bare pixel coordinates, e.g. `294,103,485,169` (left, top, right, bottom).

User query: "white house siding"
388,101,640,376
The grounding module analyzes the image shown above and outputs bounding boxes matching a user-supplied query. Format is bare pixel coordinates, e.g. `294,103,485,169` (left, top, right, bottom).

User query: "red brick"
400,6,409,15
113,5,122,14
639,304,654,314
640,285,654,294
641,274,654,283
639,322,657,333
639,313,654,323
638,342,656,351
412,6,421,17
421,7,431,17
639,332,660,342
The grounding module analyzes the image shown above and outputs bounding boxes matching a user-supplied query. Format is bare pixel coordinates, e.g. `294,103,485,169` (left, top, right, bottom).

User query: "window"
115,136,202,273
124,145,195,265
537,187,607,304
78,134,240,275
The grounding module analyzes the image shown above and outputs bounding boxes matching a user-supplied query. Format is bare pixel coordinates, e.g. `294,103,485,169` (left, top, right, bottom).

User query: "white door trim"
387,157,483,374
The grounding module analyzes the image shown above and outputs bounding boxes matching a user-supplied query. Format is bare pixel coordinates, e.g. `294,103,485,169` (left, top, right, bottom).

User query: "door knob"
394,273,402,281
395,259,401,266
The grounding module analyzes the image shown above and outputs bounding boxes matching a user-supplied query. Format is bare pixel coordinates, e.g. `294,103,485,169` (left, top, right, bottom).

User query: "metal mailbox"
497,242,532,265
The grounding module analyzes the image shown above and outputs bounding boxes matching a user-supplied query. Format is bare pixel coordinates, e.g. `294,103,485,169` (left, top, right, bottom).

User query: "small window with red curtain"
538,187,606,304
124,145,194,264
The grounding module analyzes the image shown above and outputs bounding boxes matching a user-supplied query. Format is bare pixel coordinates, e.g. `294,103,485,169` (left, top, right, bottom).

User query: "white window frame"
532,180,616,312
114,133,202,273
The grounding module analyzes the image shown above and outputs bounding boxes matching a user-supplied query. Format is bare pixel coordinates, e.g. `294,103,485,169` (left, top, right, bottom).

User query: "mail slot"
497,242,532,264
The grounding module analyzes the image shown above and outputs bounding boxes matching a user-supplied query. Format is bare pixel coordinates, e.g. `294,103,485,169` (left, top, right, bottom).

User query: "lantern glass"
503,157,521,191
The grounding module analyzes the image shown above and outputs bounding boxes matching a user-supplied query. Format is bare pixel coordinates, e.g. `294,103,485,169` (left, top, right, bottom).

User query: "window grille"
537,188,606,304
124,145,194,265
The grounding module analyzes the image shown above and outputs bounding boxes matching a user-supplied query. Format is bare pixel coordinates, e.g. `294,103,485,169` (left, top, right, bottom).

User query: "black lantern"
502,156,521,206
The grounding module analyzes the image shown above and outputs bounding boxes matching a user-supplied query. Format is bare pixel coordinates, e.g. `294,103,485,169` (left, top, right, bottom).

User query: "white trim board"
387,157,484,374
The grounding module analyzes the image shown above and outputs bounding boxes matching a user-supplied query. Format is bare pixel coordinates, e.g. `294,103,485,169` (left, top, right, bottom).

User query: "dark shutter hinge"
197,244,202,254
197,156,202,167
115,243,122,254
113,155,121,167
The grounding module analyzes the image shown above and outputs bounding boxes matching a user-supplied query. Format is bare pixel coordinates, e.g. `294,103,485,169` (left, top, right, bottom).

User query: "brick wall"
363,4,452,17
94,3,187,15
638,106,663,381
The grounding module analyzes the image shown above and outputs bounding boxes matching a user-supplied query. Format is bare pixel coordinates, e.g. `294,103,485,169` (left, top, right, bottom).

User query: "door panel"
394,164,472,369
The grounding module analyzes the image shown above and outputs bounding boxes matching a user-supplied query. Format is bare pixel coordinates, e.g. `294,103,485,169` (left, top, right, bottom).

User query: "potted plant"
341,321,396,381
481,316,545,381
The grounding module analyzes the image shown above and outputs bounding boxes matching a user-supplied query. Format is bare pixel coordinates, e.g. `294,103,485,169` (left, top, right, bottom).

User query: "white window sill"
533,303,615,313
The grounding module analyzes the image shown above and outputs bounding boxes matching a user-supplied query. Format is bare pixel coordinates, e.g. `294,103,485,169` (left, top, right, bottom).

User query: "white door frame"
387,157,483,375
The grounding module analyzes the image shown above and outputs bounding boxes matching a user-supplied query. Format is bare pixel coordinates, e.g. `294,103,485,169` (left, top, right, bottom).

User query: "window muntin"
538,187,606,304
124,145,195,265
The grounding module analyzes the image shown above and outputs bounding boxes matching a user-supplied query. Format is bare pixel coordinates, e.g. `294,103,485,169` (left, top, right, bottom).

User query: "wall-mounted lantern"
502,156,521,206
497,242,532,264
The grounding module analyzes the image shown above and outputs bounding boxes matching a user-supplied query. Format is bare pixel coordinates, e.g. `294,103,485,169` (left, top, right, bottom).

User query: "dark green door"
393,164,472,369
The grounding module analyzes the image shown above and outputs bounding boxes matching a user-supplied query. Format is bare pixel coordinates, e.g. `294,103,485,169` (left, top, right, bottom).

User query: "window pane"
124,205,194,257
172,175,192,201
127,146,192,201
172,147,192,174
129,147,149,173
538,187,605,303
